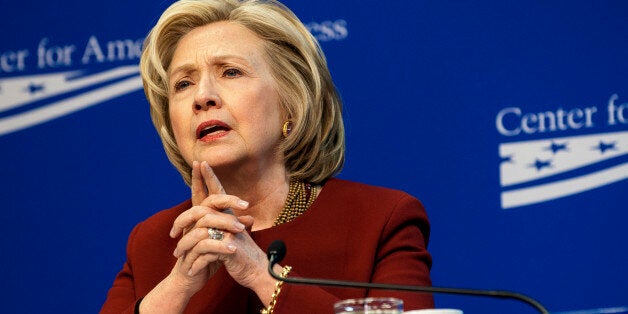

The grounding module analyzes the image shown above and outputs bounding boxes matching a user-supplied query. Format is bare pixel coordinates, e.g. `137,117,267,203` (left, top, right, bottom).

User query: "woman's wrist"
138,272,197,313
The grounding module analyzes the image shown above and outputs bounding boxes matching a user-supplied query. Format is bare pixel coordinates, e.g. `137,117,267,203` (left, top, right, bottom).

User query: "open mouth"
196,121,231,140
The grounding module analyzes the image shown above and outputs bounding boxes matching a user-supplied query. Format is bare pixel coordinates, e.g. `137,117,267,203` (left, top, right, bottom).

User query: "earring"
282,121,293,138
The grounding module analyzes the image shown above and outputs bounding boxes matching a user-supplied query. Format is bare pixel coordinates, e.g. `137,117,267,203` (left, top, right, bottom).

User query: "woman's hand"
167,161,253,294
139,161,280,312
137,161,255,313
170,161,275,297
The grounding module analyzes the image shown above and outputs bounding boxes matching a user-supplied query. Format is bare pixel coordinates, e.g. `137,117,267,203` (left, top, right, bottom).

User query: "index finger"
200,161,226,196
191,161,207,206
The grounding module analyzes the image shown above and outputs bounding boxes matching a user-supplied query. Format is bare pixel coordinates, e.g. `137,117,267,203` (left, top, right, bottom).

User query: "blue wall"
1,1,626,313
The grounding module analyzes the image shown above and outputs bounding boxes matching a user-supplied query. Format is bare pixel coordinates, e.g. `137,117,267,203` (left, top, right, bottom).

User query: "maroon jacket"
101,178,434,313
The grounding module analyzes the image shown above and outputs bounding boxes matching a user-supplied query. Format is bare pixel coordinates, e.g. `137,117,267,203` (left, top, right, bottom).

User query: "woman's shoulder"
321,178,430,237
318,178,425,221
323,177,418,203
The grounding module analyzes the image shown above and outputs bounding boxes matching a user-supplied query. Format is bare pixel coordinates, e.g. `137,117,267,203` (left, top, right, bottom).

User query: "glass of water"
334,297,403,314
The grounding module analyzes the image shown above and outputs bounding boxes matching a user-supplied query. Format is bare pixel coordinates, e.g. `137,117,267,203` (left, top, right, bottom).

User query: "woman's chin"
193,154,242,169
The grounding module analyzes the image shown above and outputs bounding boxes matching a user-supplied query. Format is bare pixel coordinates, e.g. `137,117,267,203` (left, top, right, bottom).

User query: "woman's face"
168,21,284,173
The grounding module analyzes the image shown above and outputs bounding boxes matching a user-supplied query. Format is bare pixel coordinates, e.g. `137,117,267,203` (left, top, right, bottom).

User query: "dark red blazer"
101,178,434,313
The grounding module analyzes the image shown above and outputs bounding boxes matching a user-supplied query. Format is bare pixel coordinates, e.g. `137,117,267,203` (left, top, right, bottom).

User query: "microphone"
266,240,549,314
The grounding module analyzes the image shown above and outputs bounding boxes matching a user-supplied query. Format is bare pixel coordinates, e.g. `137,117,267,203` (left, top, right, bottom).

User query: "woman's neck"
214,162,290,231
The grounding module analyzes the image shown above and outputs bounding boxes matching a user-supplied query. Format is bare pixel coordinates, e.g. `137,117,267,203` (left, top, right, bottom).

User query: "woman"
101,0,434,312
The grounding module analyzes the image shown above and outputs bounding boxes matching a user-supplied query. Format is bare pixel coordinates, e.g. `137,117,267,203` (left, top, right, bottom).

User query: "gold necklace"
273,179,319,226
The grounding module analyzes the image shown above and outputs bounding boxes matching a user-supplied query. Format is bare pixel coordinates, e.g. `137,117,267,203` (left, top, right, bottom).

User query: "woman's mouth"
196,120,231,142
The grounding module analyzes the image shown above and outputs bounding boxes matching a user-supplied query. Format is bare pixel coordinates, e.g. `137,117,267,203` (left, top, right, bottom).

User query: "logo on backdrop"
495,94,628,209
0,36,144,137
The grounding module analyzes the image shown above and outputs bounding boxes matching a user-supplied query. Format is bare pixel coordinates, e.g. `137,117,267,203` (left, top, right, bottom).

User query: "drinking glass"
334,297,403,314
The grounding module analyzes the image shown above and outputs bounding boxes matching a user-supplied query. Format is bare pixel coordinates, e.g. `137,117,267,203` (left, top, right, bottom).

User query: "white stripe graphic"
499,131,628,186
501,162,628,209
0,65,140,113
0,75,142,136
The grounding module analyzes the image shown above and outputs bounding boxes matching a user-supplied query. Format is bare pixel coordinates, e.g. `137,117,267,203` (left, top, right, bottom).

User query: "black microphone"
266,240,549,314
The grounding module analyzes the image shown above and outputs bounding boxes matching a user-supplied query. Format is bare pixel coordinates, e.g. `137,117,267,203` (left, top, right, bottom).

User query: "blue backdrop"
1,1,626,313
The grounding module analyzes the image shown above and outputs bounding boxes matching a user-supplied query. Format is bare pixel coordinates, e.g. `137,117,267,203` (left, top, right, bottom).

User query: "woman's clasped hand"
169,160,269,293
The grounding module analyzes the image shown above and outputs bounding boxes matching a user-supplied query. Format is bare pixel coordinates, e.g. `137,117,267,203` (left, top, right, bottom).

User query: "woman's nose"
193,81,222,112
194,97,220,112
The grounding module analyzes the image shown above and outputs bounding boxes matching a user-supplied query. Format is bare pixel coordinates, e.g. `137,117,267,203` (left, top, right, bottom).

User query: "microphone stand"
268,254,549,314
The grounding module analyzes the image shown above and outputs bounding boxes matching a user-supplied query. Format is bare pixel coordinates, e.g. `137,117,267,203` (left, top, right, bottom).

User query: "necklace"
273,179,319,226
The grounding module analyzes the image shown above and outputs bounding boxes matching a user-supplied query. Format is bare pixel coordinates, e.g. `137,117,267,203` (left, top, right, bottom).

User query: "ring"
207,228,224,241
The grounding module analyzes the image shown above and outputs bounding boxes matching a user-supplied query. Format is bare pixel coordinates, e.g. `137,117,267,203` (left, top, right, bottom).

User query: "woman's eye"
223,68,242,78
174,80,191,91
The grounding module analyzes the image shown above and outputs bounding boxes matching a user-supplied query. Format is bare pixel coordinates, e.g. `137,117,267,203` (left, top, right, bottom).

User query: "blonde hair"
140,0,345,185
